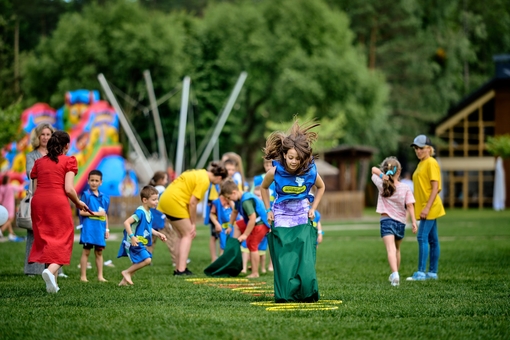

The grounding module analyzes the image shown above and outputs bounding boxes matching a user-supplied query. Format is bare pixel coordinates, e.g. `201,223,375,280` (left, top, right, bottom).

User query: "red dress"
28,155,78,265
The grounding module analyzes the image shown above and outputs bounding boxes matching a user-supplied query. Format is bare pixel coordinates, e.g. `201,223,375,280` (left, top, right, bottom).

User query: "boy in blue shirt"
118,185,167,286
79,170,110,282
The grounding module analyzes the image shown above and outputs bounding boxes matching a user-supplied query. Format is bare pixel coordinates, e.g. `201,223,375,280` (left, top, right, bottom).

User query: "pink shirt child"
371,174,415,224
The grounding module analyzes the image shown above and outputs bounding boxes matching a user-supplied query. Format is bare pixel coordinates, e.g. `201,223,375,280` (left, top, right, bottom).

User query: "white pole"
196,72,247,169
175,76,191,175
143,70,167,167
97,73,153,180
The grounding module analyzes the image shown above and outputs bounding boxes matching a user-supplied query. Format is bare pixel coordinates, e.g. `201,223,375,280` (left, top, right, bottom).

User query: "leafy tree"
186,0,391,174
20,1,187,155
0,100,23,149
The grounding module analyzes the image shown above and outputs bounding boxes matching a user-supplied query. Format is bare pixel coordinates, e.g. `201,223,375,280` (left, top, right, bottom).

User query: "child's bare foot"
268,266,274,272
241,270,247,274
246,273,260,278
121,270,134,285
80,277,88,282
98,277,108,282
261,268,267,274
118,278,128,286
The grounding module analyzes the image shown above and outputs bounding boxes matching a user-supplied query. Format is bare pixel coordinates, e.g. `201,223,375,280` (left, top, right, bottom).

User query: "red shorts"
236,220,269,252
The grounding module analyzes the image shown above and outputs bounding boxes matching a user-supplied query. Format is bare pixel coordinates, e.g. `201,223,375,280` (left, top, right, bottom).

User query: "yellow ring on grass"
267,306,339,311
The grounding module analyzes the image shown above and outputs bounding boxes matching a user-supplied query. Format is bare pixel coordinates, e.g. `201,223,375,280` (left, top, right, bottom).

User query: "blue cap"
410,135,432,148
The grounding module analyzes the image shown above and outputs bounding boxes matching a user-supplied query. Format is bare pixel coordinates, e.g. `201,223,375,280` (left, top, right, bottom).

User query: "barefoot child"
371,157,417,286
79,170,110,282
118,186,167,285
221,179,270,278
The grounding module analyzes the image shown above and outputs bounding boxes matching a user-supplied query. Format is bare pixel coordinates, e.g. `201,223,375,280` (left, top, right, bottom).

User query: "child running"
371,156,417,287
260,119,325,302
221,178,270,278
118,185,167,286
79,170,110,282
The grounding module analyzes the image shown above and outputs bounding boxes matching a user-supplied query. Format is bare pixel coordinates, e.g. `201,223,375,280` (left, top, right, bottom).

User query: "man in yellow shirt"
407,135,445,281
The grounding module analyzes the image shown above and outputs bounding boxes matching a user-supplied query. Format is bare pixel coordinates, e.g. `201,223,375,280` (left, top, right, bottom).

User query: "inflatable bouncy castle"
0,90,138,197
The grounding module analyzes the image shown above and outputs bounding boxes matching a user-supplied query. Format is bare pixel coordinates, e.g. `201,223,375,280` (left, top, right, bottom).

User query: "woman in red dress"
28,131,89,293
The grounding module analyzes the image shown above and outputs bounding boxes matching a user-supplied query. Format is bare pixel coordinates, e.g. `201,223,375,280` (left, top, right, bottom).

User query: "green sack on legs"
204,237,243,277
268,222,319,303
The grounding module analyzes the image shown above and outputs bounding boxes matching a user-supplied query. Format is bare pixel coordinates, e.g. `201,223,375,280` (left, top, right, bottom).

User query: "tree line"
1,0,508,174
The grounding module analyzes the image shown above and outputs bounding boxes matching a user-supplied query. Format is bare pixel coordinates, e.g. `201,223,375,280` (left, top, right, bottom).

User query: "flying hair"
263,118,319,175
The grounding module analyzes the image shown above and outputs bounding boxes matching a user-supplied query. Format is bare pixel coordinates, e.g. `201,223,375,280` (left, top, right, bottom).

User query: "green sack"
268,222,319,303
204,237,243,277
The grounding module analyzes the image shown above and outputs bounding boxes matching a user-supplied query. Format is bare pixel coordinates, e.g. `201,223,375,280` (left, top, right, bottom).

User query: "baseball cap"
410,135,432,148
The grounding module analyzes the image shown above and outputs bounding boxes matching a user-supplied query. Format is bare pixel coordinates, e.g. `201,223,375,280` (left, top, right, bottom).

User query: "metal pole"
175,76,191,175
143,70,167,166
196,72,247,169
97,73,153,179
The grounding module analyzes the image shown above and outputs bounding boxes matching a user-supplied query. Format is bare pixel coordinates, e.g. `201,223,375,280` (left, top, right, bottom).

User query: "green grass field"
1,209,509,339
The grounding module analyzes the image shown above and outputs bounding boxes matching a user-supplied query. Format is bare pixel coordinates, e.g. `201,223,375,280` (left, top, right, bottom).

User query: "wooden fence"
316,191,365,220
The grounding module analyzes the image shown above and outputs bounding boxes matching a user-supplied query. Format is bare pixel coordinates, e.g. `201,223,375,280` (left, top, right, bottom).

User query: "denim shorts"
380,217,405,240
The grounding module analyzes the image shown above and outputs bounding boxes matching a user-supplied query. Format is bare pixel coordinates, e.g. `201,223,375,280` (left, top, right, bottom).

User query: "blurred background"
1,0,509,220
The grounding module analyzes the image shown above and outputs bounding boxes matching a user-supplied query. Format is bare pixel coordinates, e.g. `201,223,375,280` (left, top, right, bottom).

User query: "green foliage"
0,100,23,147
188,0,391,173
1,209,510,338
21,1,185,109
486,134,510,159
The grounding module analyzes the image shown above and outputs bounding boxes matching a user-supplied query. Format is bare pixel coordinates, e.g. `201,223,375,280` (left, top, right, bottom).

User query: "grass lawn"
1,208,509,339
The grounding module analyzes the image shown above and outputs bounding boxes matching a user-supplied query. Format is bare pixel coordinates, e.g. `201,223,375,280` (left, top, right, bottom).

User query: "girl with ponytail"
371,156,417,287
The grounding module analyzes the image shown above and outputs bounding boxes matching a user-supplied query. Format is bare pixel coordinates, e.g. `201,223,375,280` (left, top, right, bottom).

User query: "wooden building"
435,54,510,208
317,145,376,219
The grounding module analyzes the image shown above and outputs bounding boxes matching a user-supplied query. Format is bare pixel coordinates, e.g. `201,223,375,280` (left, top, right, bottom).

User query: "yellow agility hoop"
266,306,339,311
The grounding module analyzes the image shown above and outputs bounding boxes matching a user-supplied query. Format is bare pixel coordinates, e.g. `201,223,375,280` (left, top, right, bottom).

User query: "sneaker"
42,269,59,293
426,272,438,280
8,234,25,242
58,273,68,278
173,268,193,276
389,272,400,286
406,271,426,281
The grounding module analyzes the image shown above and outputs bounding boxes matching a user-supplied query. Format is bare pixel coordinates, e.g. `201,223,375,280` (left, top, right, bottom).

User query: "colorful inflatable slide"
0,90,138,197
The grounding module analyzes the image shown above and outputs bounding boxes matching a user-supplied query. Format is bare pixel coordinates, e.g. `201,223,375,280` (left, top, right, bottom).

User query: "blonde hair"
379,156,402,198
222,152,245,187
427,146,436,157
30,123,55,149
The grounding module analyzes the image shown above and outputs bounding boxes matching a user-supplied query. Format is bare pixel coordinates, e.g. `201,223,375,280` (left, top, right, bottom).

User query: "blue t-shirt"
79,189,110,247
273,160,317,204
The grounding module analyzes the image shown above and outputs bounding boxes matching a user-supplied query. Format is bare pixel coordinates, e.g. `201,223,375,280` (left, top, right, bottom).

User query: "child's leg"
395,238,403,270
241,251,249,273
80,248,91,282
268,255,273,271
382,235,398,273
119,258,151,286
247,250,260,278
260,253,266,273
95,248,107,282
209,236,218,262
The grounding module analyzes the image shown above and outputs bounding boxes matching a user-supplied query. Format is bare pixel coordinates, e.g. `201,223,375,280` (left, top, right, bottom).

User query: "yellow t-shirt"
157,169,210,219
412,157,445,220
